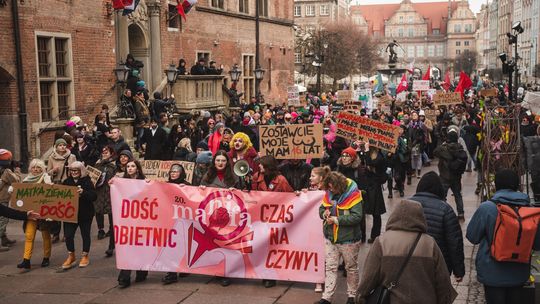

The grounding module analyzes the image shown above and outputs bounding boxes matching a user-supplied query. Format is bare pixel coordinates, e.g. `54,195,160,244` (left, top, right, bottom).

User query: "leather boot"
62,252,77,269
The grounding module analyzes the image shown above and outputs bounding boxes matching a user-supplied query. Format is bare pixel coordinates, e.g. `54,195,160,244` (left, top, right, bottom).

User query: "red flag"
442,71,451,91
454,71,473,100
177,0,186,21
112,0,126,9
396,73,408,94
422,65,431,81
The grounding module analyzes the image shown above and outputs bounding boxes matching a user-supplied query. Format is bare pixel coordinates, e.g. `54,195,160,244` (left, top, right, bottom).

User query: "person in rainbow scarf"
316,172,363,304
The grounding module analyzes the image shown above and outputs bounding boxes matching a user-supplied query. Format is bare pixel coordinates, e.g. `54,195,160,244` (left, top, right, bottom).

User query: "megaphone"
233,160,251,177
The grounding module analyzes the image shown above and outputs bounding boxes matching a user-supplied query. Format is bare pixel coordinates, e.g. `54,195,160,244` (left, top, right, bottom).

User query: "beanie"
0,149,12,161
342,147,357,160
447,130,458,143
416,171,445,199
55,138,68,147
119,150,134,160
495,169,520,191
196,141,209,151
196,151,213,165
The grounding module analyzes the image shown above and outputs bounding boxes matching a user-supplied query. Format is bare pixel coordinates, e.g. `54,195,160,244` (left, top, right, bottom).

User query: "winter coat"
0,203,27,220
279,161,313,191
173,148,197,162
47,150,76,184
434,142,464,182
251,173,293,192
410,192,465,277
0,168,21,203
462,124,480,157
71,143,99,167
63,176,97,222
356,200,457,304
109,137,131,155
363,152,387,215
142,127,168,160
200,174,243,189
407,122,425,151
134,95,150,128
92,158,116,215
466,190,540,287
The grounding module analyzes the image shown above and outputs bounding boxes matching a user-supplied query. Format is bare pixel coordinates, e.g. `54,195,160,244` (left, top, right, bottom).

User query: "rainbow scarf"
322,178,362,242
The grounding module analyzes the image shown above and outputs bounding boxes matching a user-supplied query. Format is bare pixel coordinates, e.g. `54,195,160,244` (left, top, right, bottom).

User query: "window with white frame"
398,28,404,37
168,3,181,29
320,4,329,16
436,44,444,56
306,5,315,16
416,45,424,57
242,55,255,100
294,5,301,17
36,34,73,122
456,49,461,55
408,16,413,24
456,41,461,46
465,24,472,32
257,0,268,17
239,0,249,13
294,53,302,64
428,45,435,57
464,40,470,46
211,0,224,9
454,24,461,32
407,45,415,57
408,28,414,37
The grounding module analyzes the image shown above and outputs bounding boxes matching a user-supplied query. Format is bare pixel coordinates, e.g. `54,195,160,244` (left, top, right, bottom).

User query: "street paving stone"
0,168,486,303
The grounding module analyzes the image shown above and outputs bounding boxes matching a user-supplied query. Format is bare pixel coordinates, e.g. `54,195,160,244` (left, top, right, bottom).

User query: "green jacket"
319,201,363,244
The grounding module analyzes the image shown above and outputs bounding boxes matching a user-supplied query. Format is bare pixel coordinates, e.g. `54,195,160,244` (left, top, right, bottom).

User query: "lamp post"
164,63,178,98
114,61,131,118
254,0,264,103
254,66,265,103
226,64,243,107
315,36,328,94
506,21,524,101
499,52,513,100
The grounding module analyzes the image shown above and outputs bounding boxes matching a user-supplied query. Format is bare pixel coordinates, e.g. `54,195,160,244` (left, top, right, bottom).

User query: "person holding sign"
93,146,117,255
61,162,97,269
317,172,363,304
16,159,53,271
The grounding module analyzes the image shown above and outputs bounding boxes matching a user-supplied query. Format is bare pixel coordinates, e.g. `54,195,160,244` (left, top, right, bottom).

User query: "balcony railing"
172,75,226,112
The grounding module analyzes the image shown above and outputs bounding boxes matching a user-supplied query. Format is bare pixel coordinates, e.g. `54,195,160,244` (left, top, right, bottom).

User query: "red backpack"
491,203,540,264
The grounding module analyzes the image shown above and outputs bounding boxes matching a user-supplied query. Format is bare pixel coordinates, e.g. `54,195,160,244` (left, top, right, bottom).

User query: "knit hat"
0,149,12,161
495,169,520,191
341,147,357,160
291,112,298,120
416,171,445,199
419,110,425,117
68,161,88,178
231,132,253,151
136,80,145,88
214,122,225,131
55,138,68,147
196,140,209,151
119,150,134,160
196,151,213,164
447,130,458,143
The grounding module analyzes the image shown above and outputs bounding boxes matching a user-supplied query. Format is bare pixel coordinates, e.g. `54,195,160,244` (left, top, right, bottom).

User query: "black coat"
363,153,387,215
63,176,97,222
142,127,168,160
410,192,465,277
434,142,463,182
279,162,313,191
109,137,131,155
71,144,99,167
0,203,27,220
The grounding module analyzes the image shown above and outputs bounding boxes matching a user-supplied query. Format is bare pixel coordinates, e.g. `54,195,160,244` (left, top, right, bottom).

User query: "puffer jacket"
434,142,463,182
466,190,540,287
410,192,465,277
356,200,457,304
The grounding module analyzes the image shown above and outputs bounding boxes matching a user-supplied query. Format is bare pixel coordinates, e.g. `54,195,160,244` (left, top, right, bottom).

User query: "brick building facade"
0,0,294,160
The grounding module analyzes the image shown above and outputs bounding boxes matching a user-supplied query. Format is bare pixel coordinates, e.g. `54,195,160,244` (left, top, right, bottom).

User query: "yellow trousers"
23,220,51,260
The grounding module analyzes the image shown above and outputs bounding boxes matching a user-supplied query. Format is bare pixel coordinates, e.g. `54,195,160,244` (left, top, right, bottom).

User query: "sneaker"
314,299,331,304
105,248,114,257
79,252,90,268
118,279,130,288
97,230,106,240
314,283,323,293
219,277,231,287
41,258,50,267
263,279,276,288
162,272,178,284
17,259,31,269
135,272,147,282
62,252,77,269
399,190,404,197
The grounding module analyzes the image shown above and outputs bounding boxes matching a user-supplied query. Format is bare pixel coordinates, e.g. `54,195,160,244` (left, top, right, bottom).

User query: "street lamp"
507,21,524,101
164,63,178,97
114,61,133,118
114,61,130,85
316,38,328,94
499,52,514,100
254,65,265,103
229,64,242,83
225,64,243,107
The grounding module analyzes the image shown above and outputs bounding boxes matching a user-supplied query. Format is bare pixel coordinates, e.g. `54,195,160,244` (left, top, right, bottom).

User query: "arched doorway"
128,23,150,87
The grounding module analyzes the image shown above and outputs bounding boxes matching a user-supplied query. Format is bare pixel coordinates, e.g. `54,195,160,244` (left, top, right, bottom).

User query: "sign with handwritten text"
9,183,80,223
259,124,323,159
433,91,462,105
141,161,195,184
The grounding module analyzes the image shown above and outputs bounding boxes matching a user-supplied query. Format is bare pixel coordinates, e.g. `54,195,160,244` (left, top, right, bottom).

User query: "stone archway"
128,23,151,87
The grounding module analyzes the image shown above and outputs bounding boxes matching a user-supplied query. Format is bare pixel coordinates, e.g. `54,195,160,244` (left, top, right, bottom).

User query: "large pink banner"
110,178,326,283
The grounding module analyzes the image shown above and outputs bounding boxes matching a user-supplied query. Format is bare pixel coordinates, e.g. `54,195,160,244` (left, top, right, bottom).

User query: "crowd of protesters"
1,71,540,304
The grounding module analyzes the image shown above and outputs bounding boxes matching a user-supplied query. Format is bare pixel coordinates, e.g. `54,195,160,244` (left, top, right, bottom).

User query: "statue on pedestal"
385,40,403,65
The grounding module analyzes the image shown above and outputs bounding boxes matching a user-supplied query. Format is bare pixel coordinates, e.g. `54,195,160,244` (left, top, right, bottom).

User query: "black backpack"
448,146,468,175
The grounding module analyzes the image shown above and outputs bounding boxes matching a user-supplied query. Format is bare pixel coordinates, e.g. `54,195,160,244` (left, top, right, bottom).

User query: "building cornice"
195,6,294,27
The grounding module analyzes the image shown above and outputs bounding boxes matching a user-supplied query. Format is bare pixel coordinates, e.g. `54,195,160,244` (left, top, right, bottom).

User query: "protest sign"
426,89,437,99
336,111,401,153
480,88,497,97
86,165,102,187
353,89,373,113
396,91,407,102
378,95,392,106
423,109,437,121
412,80,430,91
259,124,323,159
9,183,79,223
141,160,195,184
110,179,326,283
432,91,462,106
337,90,352,103
287,86,300,106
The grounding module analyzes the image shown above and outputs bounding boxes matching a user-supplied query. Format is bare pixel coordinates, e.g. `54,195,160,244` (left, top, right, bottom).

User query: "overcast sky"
351,0,486,14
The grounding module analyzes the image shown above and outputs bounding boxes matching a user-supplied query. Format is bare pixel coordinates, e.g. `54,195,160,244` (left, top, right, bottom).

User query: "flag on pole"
182,0,197,13
112,0,126,10
177,0,198,21
407,59,415,74
422,65,431,81
442,71,451,91
396,73,408,94
372,73,384,94
454,71,473,100
122,0,140,15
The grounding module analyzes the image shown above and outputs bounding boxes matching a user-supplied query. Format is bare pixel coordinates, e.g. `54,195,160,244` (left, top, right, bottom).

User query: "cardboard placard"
480,88,497,97
337,90,352,103
412,80,430,91
141,160,195,184
259,124,324,159
336,111,400,153
86,165,102,187
9,183,80,223
287,86,300,106
378,95,392,106
433,92,462,105
423,109,437,121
